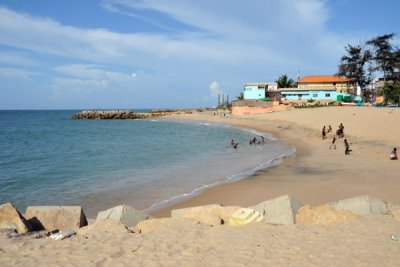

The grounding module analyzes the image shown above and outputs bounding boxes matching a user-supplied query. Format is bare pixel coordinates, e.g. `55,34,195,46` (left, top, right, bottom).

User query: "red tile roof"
297,76,351,83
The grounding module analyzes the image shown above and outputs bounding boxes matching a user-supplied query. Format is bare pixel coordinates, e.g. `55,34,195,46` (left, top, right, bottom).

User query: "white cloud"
0,51,38,66
0,68,38,78
54,64,137,82
209,81,222,97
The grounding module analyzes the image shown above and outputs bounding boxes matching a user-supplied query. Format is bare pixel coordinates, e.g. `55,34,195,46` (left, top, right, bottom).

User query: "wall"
231,100,289,115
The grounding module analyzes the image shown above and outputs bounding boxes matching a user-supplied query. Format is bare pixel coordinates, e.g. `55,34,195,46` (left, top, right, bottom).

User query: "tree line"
338,33,400,104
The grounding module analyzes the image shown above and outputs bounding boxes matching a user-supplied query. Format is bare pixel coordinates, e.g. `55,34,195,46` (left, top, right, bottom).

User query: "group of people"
321,125,332,140
322,123,351,155
230,139,238,149
322,123,397,160
249,135,265,145
230,135,266,150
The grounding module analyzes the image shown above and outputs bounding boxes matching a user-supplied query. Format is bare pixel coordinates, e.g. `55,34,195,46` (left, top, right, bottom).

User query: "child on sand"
344,139,352,155
329,136,336,149
390,148,398,160
322,126,326,139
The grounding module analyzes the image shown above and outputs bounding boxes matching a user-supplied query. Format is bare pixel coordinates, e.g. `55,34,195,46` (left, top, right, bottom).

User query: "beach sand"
1,106,400,266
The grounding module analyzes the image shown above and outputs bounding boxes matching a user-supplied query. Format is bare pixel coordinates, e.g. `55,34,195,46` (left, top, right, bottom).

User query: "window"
325,93,331,97
313,93,318,97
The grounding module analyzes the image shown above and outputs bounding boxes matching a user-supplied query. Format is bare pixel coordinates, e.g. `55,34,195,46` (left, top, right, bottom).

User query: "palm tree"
236,92,244,100
276,74,295,88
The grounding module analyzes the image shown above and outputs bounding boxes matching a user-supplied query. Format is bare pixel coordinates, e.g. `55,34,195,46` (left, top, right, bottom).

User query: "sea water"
0,110,295,216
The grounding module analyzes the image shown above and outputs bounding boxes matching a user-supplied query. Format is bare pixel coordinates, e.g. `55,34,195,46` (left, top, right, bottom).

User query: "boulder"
96,205,152,227
25,206,88,231
228,208,263,226
136,217,199,234
296,205,359,225
0,203,30,234
390,208,400,222
327,195,388,216
180,207,222,226
211,206,242,223
171,204,240,224
78,219,130,235
171,204,221,218
250,195,302,225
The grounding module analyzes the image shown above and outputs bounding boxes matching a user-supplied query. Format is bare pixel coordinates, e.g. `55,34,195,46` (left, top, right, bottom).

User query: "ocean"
0,110,295,217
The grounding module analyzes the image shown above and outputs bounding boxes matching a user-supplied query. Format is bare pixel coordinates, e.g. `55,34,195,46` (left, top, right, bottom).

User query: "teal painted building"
280,89,350,101
243,83,278,100
280,75,356,101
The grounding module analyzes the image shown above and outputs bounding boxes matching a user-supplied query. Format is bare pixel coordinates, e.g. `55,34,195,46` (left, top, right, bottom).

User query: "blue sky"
0,0,399,109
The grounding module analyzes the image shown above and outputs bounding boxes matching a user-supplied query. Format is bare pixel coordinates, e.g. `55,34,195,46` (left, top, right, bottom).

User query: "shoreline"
142,118,296,215
152,106,400,217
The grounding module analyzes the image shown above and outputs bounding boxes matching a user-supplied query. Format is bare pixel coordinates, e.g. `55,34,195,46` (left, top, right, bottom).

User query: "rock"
0,203,30,234
171,204,240,224
390,208,400,222
327,195,388,216
171,204,221,218
96,205,152,227
78,219,130,235
387,202,400,213
25,206,88,231
228,208,263,226
181,207,222,226
250,195,302,225
136,217,199,234
210,206,242,223
296,205,359,225
71,110,168,120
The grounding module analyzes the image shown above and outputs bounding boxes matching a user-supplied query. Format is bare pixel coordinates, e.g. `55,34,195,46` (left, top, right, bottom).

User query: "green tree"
276,74,295,88
337,44,373,93
236,92,244,100
382,82,400,104
366,33,396,81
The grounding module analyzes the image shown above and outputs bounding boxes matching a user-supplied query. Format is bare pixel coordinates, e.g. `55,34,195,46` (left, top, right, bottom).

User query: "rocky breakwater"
71,110,169,120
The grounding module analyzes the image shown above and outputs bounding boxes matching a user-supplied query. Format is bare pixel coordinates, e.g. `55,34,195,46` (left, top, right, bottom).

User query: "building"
280,76,356,101
243,82,278,100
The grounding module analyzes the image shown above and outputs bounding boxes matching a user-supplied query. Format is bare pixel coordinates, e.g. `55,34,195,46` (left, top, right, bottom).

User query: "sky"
0,0,399,109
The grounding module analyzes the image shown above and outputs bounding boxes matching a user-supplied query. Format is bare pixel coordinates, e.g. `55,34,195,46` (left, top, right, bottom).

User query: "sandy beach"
1,106,400,266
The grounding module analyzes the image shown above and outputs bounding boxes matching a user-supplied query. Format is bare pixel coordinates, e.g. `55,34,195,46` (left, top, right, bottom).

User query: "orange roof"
297,75,351,83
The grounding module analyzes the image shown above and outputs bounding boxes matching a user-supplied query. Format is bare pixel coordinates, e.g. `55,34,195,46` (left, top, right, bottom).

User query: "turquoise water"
0,110,294,216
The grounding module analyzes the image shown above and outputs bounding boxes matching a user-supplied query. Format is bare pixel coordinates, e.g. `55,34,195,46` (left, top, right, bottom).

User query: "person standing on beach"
322,126,327,139
338,123,345,138
344,139,352,155
390,148,398,160
329,136,336,149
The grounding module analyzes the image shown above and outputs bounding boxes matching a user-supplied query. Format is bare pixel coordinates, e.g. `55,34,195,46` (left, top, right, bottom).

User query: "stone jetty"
71,110,168,120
